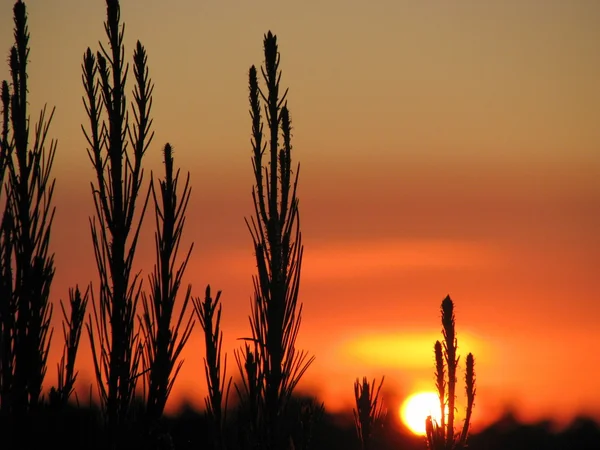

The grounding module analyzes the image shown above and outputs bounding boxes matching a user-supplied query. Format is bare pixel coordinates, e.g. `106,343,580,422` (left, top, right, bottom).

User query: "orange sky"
1,0,599,431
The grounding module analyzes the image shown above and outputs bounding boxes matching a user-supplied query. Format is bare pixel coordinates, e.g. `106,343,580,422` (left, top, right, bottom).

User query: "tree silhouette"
426,296,476,450
140,143,194,425
0,0,57,414
82,0,153,444
237,31,314,450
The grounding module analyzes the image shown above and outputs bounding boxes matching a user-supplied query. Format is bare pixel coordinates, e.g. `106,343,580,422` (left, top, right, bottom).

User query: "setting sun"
401,391,444,435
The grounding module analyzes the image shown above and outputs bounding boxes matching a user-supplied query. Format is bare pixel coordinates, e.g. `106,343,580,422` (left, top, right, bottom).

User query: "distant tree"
236,31,314,450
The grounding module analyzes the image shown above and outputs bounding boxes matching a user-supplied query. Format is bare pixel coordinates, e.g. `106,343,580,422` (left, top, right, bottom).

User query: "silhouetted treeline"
1,399,598,450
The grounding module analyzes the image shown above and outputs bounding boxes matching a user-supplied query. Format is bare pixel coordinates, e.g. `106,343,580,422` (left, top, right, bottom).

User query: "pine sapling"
353,376,386,450
0,76,14,416
234,344,262,450
51,285,90,406
239,30,314,450
1,0,57,414
140,143,194,426
426,295,476,450
82,0,153,443
195,285,231,450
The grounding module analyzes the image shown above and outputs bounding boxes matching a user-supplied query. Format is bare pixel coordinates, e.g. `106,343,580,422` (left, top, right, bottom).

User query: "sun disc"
400,391,443,435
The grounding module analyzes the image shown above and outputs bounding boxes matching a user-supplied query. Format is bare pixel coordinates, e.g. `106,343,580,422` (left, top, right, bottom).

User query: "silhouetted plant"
140,143,194,425
0,73,14,416
290,396,325,450
235,343,262,449
0,82,9,186
194,285,231,450
82,0,153,443
426,295,476,450
0,0,57,414
50,285,90,406
353,376,386,450
237,30,314,450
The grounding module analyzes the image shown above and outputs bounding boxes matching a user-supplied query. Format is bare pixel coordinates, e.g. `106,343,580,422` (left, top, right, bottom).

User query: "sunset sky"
1,0,599,431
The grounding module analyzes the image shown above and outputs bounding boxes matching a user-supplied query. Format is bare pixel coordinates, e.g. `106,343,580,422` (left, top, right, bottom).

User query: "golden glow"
344,332,488,369
401,391,444,436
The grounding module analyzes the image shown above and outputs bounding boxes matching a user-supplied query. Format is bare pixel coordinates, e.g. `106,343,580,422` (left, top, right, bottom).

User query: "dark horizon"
3,394,600,449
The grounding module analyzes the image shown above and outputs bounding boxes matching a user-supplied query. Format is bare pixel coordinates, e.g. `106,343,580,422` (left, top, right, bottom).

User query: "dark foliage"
82,0,153,446
0,0,57,416
237,30,314,450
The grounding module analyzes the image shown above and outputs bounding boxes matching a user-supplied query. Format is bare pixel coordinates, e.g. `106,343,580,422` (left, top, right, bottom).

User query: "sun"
400,391,444,435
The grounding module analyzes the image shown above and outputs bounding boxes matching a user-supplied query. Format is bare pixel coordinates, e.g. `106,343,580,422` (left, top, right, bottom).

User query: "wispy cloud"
208,238,506,283
301,239,506,281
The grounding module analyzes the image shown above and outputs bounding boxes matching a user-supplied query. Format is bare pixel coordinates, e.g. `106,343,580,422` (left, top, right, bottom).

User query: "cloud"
207,238,506,282
300,239,506,281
